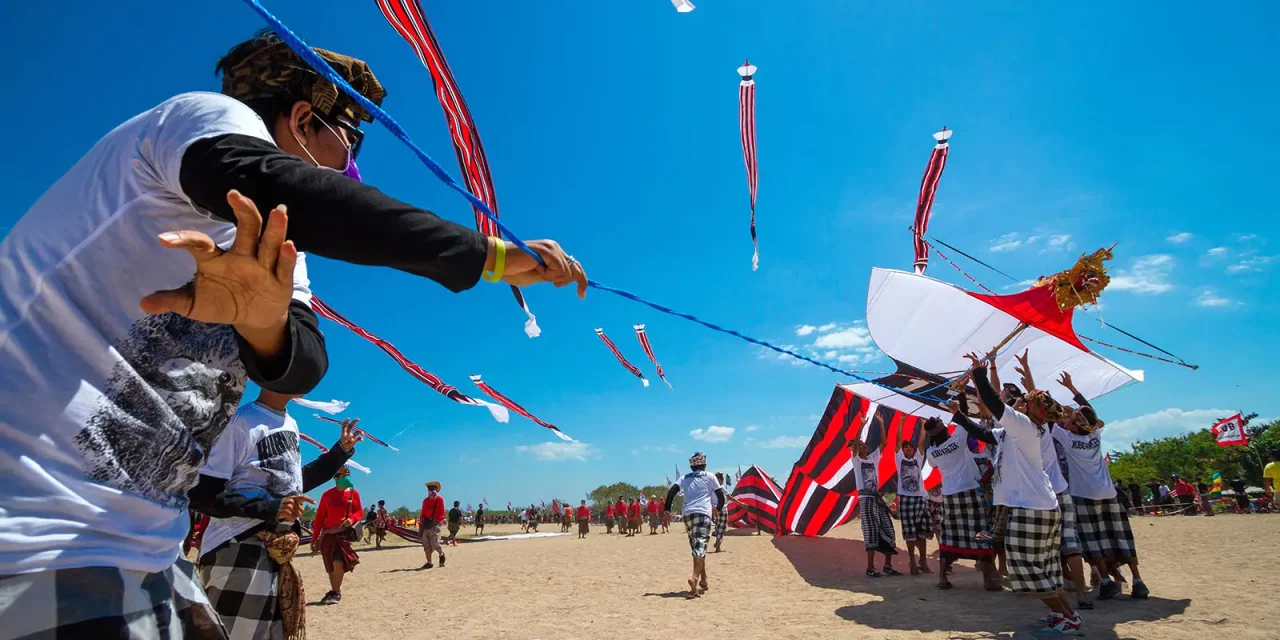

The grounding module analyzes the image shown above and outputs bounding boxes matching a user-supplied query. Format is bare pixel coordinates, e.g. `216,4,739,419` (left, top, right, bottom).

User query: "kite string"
238,0,938,404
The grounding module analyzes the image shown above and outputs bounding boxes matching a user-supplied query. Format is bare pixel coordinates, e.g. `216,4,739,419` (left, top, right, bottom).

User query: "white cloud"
690,426,735,443
1104,408,1237,452
757,436,809,449
795,324,818,337
1047,234,1072,248
1235,233,1258,242
1226,255,1274,274
818,323,838,333
1205,247,1228,257
745,425,761,432
1109,254,1174,294
990,232,1023,253
1195,288,1237,308
1166,232,1194,244
814,326,873,349
516,442,595,462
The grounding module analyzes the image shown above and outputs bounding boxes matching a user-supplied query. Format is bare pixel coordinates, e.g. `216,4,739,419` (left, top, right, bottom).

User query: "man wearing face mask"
311,466,363,605
0,29,587,637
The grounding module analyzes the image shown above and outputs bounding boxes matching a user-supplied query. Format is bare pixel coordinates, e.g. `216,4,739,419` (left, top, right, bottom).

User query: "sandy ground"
298,514,1276,640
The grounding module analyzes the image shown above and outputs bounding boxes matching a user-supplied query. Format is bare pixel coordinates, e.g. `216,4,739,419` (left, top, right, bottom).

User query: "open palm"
140,190,297,331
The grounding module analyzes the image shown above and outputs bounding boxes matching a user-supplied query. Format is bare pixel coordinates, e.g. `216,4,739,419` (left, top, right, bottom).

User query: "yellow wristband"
483,238,506,282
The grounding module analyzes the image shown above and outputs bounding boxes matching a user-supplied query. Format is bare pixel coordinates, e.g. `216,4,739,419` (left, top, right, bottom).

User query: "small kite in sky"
290,397,349,415
471,375,574,442
671,0,695,12
737,60,759,270
911,128,952,275
634,324,672,389
596,328,649,387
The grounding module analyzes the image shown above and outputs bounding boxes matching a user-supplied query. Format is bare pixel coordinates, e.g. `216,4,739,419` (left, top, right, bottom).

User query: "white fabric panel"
865,268,1142,405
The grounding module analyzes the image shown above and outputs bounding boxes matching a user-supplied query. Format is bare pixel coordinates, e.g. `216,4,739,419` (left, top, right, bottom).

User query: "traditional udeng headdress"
221,39,386,123
689,452,707,467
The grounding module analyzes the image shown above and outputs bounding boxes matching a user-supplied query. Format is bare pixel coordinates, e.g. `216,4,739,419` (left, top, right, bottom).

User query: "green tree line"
1107,414,1278,487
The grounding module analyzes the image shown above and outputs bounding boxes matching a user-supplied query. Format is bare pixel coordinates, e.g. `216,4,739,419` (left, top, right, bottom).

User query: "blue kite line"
237,0,945,404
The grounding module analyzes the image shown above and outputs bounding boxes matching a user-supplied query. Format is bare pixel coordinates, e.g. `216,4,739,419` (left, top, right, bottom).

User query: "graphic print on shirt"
859,460,878,493
74,313,245,508
899,457,922,494
255,430,303,497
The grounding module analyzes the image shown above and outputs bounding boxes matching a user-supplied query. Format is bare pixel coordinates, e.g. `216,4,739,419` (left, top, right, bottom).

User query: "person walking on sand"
666,453,726,598
712,473,729,553
628,498,643,537
647,494,662,535
419,481,447,569
563,503,573,533
604,501,616,534
615,497,629,535
475,503,486,535
447,500,463,546
312,466,363,605
577,501,591,539
374,500,389,549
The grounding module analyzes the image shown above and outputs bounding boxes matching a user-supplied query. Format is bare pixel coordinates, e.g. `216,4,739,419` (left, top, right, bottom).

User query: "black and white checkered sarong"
898,495,932,541
200,537,282,640
0,559,225,639
1074,496,1137,561
684,512,712,558
1004,507,1063,599
939,488,993,560
712,508,728,541
1057,492,1082,557
859,496,896,552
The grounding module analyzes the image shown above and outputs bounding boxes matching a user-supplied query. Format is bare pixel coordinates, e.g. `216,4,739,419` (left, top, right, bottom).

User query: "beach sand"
300,514,1276,639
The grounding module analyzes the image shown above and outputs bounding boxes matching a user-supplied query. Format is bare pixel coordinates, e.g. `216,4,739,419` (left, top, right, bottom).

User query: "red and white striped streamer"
297,432,371,473
737,60,759,270
470,375,574,442
309,295,508,423
313,415,400,452
633,324,672,390
375,0,539,337
912,127,952,275
595,328,649,387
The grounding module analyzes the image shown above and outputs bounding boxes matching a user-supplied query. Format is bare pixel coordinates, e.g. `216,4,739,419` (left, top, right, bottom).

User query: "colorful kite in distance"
375,0,540,338
912,128,952,275
470,375,574,442
737,60,759,270
596,328,650,387
309,296,509,423
634,324,672,389
313,415,400,452
671,0,696,11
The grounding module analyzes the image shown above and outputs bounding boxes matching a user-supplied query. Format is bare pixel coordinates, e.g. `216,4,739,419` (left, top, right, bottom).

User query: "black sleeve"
179,134,488,292
664,484,680,512
187,474,280,524
972,365,1005,421
714,488,726,512
237,299,328,395
300,440,353,492
952,412,998,445
1072,392,1100,427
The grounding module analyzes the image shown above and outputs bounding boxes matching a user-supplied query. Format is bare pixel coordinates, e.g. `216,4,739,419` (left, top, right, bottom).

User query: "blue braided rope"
238,0,943,404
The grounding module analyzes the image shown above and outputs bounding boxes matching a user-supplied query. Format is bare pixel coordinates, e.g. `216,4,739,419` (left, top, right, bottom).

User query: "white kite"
671,0,695,12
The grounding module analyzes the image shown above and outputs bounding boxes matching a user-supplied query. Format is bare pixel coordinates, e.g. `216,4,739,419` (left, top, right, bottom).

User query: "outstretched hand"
1014,349,1035,391
501,239,589,299
963,352,984,369
140,190,296,333
1057,371,1077,393
338,418,364,453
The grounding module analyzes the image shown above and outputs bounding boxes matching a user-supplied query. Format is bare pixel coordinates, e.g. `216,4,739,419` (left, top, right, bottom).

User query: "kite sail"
737,60,759,270
309,296,509,423
375,0,539,337
313,415,400,452
291,397,350,414
670,0,695,12
596,328,649,387
634,324,672,389
724,465,783,534
777,385,939,536
470,375,574,441
864,250,1143,407
297,432,372,473
912,128,952,275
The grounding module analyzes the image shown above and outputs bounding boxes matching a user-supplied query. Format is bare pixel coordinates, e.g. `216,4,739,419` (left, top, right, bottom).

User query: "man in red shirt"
615,497,628,535
312,466,363,605
628,498,642,537
562,504,573,533
647,495,661,535
604,502,615,534
576,501,591,539
419,481,447,568
1170,475,1197,516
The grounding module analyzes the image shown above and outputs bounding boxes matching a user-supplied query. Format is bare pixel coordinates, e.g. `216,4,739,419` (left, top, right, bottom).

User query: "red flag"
1211,413,1248,447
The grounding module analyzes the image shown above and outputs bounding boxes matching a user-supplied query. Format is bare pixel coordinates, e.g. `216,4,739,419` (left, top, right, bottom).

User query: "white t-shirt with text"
991,409,1057,510
926,432,981,496
1051,427,1117,500
1039,425,1069,495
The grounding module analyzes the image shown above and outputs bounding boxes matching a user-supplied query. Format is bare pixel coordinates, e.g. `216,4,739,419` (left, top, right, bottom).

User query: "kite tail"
470,375,572,441
596,328,649,387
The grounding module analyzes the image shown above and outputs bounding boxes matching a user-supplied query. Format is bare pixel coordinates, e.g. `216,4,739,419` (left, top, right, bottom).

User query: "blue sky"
3,1,1277,510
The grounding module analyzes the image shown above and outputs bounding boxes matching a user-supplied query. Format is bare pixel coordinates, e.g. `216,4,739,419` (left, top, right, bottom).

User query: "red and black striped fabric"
470,375,572,441
633,324,671,390
737,61,759,270
309,296,507,423
724,465,782,534
595,328,649,387
777,386,937,536
911,128,951,275
313,415,399,451
375,0,538,336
